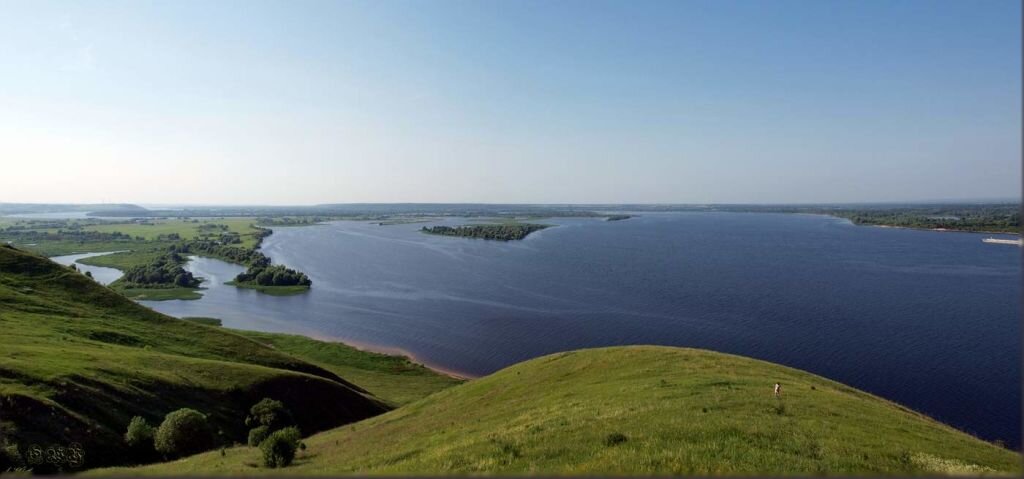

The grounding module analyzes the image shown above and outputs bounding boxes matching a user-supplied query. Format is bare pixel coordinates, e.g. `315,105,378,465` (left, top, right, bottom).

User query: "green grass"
231,331,463,407
81,218,266,249
183,317,224,327
9,239,149,257
3,218,265,257
76,247,177,270
224,281,310,296
118,287,204,301
0,245,452,472
96,346,1021,476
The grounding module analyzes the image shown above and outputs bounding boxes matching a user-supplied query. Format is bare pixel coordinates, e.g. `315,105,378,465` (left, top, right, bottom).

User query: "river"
138,212,1021,446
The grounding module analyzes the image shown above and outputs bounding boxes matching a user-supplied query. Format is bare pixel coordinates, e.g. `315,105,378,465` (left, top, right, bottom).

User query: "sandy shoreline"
301,331,477,380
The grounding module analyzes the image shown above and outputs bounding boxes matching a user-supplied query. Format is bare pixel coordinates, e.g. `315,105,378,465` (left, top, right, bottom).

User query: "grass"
118,287,204,301
95,346,1021,476
80,218,267,249
7,239,150,257
0,246,454,472
231,331,463,407
5,218,266,259
183,317,224,327
76,247,177,270
224,281,310,296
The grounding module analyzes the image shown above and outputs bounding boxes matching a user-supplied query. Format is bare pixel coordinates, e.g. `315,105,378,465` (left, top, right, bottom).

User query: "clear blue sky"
1,0,1020,204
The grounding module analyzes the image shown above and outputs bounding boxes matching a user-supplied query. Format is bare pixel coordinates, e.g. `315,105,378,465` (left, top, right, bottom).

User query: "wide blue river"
143,212,1021,446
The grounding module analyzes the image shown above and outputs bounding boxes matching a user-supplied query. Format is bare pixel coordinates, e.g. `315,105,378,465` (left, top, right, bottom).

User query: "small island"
228,263,312,295
421,224,551,241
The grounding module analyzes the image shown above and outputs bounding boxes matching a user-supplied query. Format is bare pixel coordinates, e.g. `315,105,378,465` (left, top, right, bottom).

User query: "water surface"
51,251,125,285
143,212,1021,446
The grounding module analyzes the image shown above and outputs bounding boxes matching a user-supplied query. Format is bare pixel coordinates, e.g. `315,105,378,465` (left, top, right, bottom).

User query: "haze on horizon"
1,0,1020,206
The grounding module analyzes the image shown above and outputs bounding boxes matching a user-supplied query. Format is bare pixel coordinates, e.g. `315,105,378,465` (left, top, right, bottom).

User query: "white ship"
982,237,1023,246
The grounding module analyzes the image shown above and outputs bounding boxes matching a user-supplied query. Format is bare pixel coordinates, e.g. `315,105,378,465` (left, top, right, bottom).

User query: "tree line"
421,224,551,241
115,253,200,289
0,229,137,242
171,229,309,288
120,397,305,469
234,264,311,287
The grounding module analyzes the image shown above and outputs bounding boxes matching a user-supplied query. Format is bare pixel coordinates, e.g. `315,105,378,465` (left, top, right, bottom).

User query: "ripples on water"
143,212,1021,446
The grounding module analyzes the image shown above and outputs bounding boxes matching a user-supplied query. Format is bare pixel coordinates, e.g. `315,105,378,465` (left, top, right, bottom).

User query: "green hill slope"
0,245,390,471
97,346,1020,476
230,330,463,407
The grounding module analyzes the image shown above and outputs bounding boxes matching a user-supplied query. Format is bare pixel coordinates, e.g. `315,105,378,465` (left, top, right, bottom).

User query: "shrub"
0,421,23,471
604,432,628,446
0,445,25,472
124,416,155,450
154,408,213,458
260,427,302,468
247,398,293,431
248,425,270,447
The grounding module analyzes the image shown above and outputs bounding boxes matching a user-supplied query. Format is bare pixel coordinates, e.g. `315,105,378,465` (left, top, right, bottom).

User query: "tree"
124,416,155,450
154,408,213,458
260,427,302,468
247,398,293,432
247,425,270,447
84,271,93,279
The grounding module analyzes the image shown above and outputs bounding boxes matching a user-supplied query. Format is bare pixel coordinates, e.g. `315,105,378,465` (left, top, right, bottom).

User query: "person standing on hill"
773,383,782,398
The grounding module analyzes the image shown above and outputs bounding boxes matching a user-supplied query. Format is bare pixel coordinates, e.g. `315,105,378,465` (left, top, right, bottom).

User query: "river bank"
869,223,1021,236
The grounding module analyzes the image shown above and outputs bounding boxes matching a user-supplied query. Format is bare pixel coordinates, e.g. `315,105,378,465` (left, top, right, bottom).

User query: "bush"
1,445,24,472
0,421,23,471
260,427,302,468
248,425,270,447
604,432,628,446
247,398,293,431
154,408,213,458
124,416,155,450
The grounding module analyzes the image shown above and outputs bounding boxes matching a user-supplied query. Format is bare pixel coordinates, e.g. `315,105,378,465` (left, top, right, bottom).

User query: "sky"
0,0,1020,205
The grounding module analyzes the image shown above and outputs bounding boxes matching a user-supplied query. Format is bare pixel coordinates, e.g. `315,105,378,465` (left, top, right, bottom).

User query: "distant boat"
982,237,1023,246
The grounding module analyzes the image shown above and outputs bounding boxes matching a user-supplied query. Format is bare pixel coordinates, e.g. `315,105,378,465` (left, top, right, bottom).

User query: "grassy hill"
0,245,396,471
95,346,1020,476
229,331,463,407
3,242,1018,476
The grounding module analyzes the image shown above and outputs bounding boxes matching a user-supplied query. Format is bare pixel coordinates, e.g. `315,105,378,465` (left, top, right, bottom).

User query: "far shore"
868,223,1021,236
807,212,1020,235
